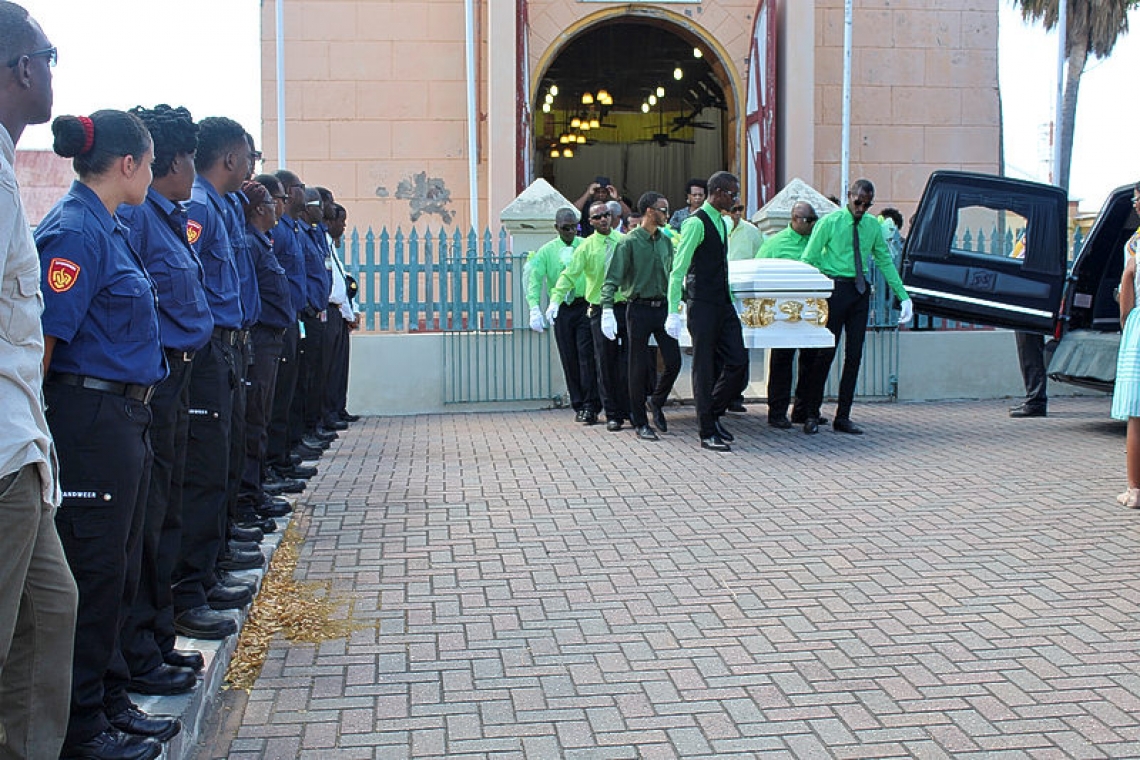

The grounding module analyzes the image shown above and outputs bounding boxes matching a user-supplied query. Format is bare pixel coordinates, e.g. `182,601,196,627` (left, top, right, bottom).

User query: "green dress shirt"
601,225,674,309
727,217,765,261
757,224,810,261
549,230,625,306
668,200,725,312
525,235,583,309
801,207,909,301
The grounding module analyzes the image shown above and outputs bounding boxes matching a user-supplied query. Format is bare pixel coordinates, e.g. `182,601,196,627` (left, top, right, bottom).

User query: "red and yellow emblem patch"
186,220,202,246
47,258,80,293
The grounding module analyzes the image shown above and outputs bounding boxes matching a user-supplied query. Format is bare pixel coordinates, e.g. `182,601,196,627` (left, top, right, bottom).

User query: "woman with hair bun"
35,109,177,760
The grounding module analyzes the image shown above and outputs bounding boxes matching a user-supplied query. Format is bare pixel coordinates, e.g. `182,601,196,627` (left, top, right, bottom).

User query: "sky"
15,1,1140,213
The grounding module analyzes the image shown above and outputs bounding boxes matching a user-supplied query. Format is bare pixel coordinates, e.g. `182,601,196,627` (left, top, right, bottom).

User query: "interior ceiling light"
550,148,559,157
563,148,574,158
559,134,569,144
580,121,591,131
648,94,657,106
641,103,650,113
582,93,594,105
570,117,581,128
542,103,551,113
576,134,586,144
544,93,553,104
550,84,559,96
589,118,600,129
656,86,665,98
596,89,609,102
693,48,703,58
673,67,683,80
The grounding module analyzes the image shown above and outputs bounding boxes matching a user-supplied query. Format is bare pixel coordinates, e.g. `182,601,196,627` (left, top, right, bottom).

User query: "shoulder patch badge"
47,258,80,293
186,219,203,245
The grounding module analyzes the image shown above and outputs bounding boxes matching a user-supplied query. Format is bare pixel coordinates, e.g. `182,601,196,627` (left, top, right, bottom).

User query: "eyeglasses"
653,206,669,214
273,194,288,201
718,188,739,200
305,200,322,207
589,211,611,220
556,224,577,232
7,46,57,68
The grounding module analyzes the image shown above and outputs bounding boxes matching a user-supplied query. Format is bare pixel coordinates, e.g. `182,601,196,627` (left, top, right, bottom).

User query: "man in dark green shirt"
601,192,682,441
799,179,913,434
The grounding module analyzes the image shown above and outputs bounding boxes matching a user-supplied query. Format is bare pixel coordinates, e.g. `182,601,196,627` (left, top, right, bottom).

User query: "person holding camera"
573,175,629,238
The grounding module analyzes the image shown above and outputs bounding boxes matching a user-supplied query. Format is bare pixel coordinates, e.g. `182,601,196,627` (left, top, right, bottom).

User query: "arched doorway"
533,18,734,221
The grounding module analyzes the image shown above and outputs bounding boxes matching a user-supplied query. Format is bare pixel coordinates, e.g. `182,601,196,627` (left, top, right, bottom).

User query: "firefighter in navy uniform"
37,110,176,760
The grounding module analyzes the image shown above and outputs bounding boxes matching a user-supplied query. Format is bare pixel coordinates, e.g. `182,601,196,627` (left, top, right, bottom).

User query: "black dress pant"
686,299,749,438
589,302,629,423
768,348,814,421
295,313,327,436
173,333,237,612
47,384,152,745
226,334,251,526
237,325,284,519
554,299,599,413
1014,330,1048,410
268,322,300,469
121,354,193,677
625,301,681,428
801,279,870,422
323,313,351,424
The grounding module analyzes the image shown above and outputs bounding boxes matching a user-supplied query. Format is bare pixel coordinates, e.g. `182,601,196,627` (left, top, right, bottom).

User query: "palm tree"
1016,0,1139,192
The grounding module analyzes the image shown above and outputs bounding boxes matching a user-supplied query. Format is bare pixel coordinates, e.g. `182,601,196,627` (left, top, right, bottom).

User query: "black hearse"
901,170,1138,393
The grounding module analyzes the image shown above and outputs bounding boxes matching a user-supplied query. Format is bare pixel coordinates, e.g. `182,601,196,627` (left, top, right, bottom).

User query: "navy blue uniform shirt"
300,222,332,312
186,176,243,330
273,214,306,317
247,223,293,330
225,191,261,329
37,181,166,386
118,187,213,353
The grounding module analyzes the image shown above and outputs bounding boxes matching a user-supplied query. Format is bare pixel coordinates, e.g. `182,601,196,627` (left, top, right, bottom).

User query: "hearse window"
952,206,1028,259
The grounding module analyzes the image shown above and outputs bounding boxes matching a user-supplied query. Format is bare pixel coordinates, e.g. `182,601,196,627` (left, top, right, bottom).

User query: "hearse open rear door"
901,171,1069,334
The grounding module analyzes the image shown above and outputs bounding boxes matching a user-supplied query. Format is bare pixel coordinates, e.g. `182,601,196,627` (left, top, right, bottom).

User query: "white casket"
676,258,835,349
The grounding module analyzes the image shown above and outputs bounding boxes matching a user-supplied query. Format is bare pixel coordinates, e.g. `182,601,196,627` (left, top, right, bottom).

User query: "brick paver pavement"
206,397,1140,759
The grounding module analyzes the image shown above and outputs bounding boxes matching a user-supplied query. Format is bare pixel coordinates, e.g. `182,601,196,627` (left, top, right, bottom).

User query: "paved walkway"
200,396,1140,759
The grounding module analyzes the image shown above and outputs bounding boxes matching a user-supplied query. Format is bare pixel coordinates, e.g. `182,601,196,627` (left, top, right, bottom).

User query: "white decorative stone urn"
676,258,835,349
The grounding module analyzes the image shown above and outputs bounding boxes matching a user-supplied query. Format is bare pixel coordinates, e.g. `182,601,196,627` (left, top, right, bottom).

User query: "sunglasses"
794,215,818,223
731,205,745,213
590,211,611,220
7,46,56,69
653,206,669,214
556,224,577,232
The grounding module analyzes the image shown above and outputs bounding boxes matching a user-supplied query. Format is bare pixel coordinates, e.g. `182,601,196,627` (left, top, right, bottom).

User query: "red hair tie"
77,115,95,155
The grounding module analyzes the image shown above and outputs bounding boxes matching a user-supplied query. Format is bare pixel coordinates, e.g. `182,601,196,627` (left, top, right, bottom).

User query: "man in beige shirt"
0,5,78,759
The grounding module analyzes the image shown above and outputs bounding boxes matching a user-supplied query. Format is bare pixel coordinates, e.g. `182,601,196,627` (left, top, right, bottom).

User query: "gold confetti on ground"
224,520,372,691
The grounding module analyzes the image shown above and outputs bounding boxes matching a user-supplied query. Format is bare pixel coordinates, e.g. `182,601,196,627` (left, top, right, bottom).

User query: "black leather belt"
48,372,155,404
213,327,238,345
630,298,666,307
164,347,195,363
236,329,251,345
831,276,857,282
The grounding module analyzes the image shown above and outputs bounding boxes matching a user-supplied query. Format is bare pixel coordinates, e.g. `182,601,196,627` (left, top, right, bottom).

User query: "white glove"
601,307,618,341
665,312,683,340
529,306,545,333
897,299,914,325
545,301,560,324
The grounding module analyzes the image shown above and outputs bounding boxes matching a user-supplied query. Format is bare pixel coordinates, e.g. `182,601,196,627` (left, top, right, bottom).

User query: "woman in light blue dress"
1111,183,1140,506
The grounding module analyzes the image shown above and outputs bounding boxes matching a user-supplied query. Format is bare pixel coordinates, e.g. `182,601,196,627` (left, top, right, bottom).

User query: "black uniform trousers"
294,312,327,437
237,325,285,518
769,348,814,422
553,299,599,413
1014,330,1048,411
625,301,682,428
267,322,301,470
589,302,630,423
173,332,237,612
121,352,193,677
46,383,152,746
225,333,251,532
322,311,351,425
686,299,749,439
800,279,869,422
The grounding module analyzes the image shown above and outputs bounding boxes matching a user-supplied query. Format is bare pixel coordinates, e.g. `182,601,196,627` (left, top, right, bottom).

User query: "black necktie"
852,220,866,295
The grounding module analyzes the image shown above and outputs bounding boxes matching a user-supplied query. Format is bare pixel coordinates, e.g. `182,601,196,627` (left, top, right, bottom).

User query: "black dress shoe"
574,409,588,423
163,648,204,672
293,443,322,461
60,727,160,760
700,435,731,452
228,539,259,554
109,707,182,743
288,452,303,466
229,524,264,543
174,606,236,639
792,414,829,426
256,499,292,518
218,571,258,594
832,418,864,435
301,435,330,450
217,549,264,572
324,419,349,431
713,418,735,442
207,582,253,610
768,416,793,429
1009,403,1046,418
128,663,197,696
727,399,747,414
276,463,317,479
237,515,278,534
647,399,667,432
635,425,659,441
605,419,623,432
582,410,598,425
264,476,304,495
314,427,339,441
803,417,820,435
339,410,361,422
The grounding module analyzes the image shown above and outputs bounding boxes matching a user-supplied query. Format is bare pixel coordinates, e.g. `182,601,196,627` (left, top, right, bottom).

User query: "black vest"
684,209,731,304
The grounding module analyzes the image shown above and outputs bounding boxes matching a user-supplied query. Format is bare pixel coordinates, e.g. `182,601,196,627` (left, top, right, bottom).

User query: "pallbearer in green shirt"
666,171,749,452
756,202,820,431
549,200,630,431
600,191,682,441
798,179,914,435
725,201,764,261
527,207,600,424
